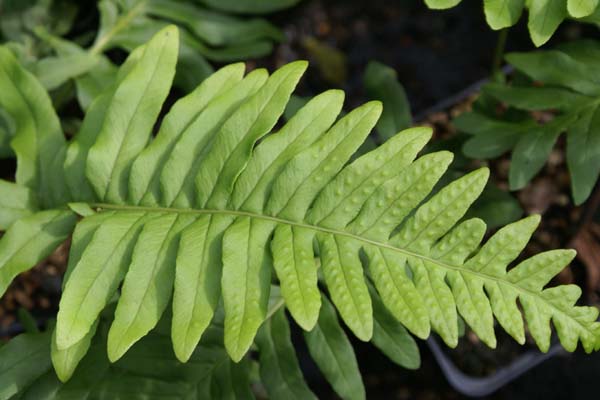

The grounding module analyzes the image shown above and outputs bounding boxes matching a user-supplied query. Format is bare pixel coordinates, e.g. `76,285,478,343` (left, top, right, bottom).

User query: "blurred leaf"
506,50,600,96
556,39,600,70
0,45,69,207
0,108,14,158
257,308,317,400
567,105,600,204
0,209,76,297
17,308,40,333
0,331,52,399
146,0,283,47
109,16,214,91
463,41,600,203
283,95,310,120
509,117,571,190
467,184,523,229
483,82,587,111
0,179,37,230
197,0,301,14
32,54,100,91
34,28,119,110
6,321,256,398
456,111,528,159
369,286,420,370
1,0,289,107
304,295,366,400
0,0,77,49
303,36,347,86
364,61,411,141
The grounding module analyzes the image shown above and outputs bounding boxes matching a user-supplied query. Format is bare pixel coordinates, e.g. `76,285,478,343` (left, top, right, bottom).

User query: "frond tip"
0,26,598,382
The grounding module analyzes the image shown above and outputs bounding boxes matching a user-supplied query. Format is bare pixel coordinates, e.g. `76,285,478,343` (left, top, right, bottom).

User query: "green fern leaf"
160,67,267,208
271,224,321,330
129,62,246,206
107,213,196,361
222,217,275,361
1,27,599,384
56,211,153,349
87,26,179,203
51,319,99,382
170,214,229,362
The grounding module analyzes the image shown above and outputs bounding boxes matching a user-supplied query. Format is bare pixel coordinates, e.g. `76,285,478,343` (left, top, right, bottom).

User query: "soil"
2,0,600,398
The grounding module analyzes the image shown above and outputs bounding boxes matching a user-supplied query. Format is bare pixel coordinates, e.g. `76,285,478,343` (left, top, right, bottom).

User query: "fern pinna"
424,0,600,46
0,25,599,398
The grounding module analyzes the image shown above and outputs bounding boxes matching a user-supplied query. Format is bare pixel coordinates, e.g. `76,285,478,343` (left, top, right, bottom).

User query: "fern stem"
89,203,588,336
87,202,593,335
89,1,147,55
86,202,506,276
492,28,508,82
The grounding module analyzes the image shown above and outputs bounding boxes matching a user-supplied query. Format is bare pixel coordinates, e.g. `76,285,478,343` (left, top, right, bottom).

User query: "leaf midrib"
90,1,147,55
88,202,595,335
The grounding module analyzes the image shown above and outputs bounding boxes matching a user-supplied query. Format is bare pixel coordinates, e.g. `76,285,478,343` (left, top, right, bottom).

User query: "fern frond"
0,26,599,382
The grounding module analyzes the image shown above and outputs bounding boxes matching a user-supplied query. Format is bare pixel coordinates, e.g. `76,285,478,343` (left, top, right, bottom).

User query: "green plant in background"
0,27,599,398
22,0,294,100
421,1,600,207
455,39,600,205
0,0,79,59
0,0,298,164
424,0,600,46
